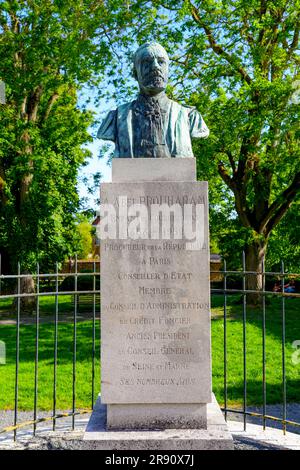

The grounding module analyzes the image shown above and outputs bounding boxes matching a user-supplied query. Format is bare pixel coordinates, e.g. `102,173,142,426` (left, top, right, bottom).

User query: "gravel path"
0,409,90,437
1,404,299,435
0,433,286,450
225,403,300,435
1,405,299,450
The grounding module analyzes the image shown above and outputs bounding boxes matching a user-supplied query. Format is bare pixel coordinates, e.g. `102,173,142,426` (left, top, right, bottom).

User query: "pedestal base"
107,403,207,430
83,394,234,450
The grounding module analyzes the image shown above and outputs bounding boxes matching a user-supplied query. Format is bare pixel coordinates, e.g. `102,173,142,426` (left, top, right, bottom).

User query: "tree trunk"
17,125,35,310
20,272,36,312
13,271,36,313
245,238,267,306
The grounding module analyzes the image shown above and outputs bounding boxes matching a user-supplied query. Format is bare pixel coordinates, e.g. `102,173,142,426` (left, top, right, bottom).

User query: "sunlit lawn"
211,294,300,407
0,295,299,411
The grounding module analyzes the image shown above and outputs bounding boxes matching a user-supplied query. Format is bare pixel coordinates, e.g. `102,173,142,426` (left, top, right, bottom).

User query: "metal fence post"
14,262,21,441
262,256,267,430
72,255,78,430
281,261,287,435
223,259,227,422
53,262,59,431
33,263,40,435
242,251,247,431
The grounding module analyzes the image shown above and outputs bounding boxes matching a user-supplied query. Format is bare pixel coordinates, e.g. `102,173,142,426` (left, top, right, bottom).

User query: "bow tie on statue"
134,95,164,127
132,94,170,158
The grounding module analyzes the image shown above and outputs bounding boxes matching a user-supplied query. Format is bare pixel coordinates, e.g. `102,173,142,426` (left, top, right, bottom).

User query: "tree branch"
253,163,272,227
258,0,268,44
218,160,252,227
289,19,300,53
233,188,252,228
189,3,252,85
241,15,255,45
260,172,300,234
27,85,43,122
42,92,60,122
227,150,236,173
20,96,27,120
236,139,250,182
217,162,235,191
0,164,7,206
265,198,296,236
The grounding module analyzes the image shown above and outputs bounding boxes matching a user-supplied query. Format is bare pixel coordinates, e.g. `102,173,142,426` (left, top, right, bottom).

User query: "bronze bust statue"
97,42,209,158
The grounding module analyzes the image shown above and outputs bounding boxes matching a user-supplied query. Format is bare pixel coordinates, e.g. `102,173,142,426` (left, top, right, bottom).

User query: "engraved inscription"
101,182,211,403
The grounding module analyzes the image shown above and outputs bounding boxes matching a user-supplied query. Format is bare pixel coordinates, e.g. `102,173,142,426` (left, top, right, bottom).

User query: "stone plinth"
112,158,196,182
107,403,207,430
83,394,234,450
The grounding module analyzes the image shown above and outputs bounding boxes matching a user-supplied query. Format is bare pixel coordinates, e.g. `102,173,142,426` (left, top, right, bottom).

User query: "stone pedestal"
102,159,210,428
84,158,233,448
83,394,234,450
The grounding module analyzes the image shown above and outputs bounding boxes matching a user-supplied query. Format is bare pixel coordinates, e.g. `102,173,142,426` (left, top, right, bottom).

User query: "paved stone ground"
225,403,300,435
1,403,299,436
0,407,299,450
0,433,286,450
233,437,284,450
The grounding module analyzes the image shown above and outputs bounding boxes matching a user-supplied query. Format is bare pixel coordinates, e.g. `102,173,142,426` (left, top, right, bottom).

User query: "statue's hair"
132,42,169,80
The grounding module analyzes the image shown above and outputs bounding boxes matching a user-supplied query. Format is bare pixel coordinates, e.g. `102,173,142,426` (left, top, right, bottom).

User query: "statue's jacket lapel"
114,99,194,158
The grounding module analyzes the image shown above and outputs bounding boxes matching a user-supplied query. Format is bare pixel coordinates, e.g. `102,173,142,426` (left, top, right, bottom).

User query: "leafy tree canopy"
103,0,300,280
0,0,138,273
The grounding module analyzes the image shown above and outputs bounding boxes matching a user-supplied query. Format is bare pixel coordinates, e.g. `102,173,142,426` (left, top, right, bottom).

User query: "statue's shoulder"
117,101,135,113
180,103,198,114
169,99,196,114
97,101,134,140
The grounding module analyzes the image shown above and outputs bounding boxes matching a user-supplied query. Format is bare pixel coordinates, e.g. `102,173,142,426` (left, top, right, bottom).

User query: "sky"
77,88,115,212
79,138,112,207
77,73,137,213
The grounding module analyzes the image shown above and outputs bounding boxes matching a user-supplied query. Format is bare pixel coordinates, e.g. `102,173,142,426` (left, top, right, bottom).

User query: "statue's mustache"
146,72,165,81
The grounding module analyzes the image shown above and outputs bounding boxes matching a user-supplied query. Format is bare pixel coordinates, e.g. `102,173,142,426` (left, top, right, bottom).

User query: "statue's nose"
152,57,160,69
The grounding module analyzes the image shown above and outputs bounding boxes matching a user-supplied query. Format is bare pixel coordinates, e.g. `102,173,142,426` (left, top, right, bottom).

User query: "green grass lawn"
0,319,100,411
211,294,300,408
0,294,96,318
0,294,299,411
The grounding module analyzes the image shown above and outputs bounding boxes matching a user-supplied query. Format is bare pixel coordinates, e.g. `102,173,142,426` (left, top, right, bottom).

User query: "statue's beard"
142,73,166,91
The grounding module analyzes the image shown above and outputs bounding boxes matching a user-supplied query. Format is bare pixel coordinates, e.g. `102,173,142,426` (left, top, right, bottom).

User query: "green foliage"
76,219,93,260
59,273,100,292
104,0,300,268
0,0,137,273
267,200,300,272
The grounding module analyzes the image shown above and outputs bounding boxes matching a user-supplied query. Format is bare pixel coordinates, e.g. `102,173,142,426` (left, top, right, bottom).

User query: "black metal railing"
211,254,300,435
0,253,299,440
0,255,100,440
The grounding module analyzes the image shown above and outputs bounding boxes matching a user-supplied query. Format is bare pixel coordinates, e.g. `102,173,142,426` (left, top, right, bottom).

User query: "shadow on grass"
0,294,100,317
212,294,300,345
0,320,100,365
214,377,300,408
211,294,300,406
